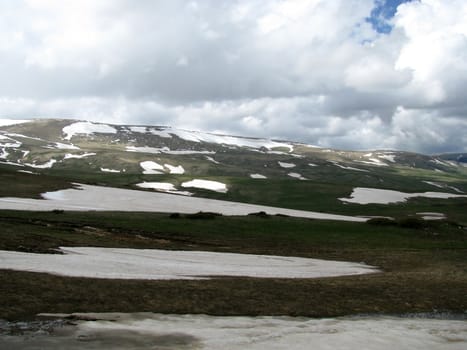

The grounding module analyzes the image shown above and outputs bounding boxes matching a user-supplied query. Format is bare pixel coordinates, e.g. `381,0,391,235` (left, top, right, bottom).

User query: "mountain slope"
1,118,466,221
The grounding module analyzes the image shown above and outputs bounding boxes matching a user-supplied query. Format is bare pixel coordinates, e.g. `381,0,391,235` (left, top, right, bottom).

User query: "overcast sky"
1,0,466,154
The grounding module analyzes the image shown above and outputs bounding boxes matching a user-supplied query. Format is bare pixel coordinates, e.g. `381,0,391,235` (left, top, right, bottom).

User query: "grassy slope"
0,210,466,320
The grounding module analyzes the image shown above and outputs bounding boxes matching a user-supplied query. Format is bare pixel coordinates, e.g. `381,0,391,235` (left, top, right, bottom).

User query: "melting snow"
129,126,173,138
24,159,57,169
52,142,80,150
423,181,464,193
0,247,378,280
250,174,267,179
378,153,396,162
140,161,164,174
126,146,163,154
0,119,31,127
17,170,37,175
308,163,318,167
288,172,306,180
330,161,369,172
339,187,467,204
164,164,185,174
6,314,463,350
62,122,117,141
357,158,388,166
416,212,446,220
100,168,121,173
127,146,214,155
0,184,366,221
181,179,227,193
206,156,220,164
136,182,176,191
166,128,294,151
63,153,96,160
278,161,296,168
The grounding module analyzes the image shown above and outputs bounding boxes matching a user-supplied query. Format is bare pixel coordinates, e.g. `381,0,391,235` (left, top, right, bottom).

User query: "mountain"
0,118,466,219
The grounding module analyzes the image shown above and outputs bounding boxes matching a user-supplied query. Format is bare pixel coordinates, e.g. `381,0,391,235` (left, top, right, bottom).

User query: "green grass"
0,210,466,320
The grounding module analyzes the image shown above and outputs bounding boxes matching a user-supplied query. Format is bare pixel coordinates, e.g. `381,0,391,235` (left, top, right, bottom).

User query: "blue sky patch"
367,0,415,33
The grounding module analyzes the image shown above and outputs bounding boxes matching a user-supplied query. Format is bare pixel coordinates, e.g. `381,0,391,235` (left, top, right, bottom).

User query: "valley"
0,118,466,347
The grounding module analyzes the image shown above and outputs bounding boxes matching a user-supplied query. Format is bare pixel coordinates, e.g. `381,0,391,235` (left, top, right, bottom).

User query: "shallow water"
1,313,466,349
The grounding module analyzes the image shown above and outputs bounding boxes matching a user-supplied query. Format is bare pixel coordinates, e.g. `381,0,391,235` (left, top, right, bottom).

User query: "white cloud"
0,0,465,153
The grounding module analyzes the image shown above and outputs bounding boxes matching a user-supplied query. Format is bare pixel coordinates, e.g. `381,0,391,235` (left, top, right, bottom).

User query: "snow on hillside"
278,161,296,168
64,153,96,160
140,161,164,174
340,187,467,204
181,179,227,193
250,173,267,179
127,124,295,151
24,159,57,169
62,121,117,140
0,119,31,126
288,172,306,180
164,164,185,174
0,184,366,221
126,146,214,155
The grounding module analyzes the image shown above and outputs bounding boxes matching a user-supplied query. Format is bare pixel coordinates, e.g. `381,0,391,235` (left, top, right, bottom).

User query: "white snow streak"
340,187,467,204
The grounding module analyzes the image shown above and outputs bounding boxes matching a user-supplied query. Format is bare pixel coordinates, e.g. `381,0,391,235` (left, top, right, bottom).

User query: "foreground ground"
1,210,466,320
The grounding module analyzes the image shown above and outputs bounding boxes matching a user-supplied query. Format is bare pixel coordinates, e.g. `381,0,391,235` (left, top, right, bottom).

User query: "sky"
0,0,466,154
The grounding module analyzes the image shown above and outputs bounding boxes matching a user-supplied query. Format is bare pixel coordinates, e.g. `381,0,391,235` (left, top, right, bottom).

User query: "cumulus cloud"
0,0,466,153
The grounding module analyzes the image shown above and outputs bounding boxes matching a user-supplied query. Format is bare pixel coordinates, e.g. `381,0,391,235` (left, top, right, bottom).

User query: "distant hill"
0,118,466,215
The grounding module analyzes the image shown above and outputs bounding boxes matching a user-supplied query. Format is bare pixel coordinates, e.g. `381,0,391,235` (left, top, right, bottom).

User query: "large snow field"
0,183,366,221
340,187,467,204
0,247,378,280
2,313,466,350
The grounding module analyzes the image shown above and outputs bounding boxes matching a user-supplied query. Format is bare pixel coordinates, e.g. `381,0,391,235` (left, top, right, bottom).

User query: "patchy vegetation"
0,211,466,320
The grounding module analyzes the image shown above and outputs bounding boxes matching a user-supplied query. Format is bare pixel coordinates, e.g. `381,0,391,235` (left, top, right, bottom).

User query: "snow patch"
423,181,464,193
330,161,369,172
62,122,117,141
140,161,164,174
0,247,378,280
166,128,294,151
100,168,122,173
250,174,267,179
356,158,388,166
0,184,366,221
377,153,396,162
339,187,467,204
278,161,296,168
416,212,446,220
52,142,80,150
24,159,57,169
13,314,465,350
136,182,176,192
164,164,185,174
288,172,306,180
63,153,96,160
127,146,214,155
206,156,220,164
126,146,162,154
181,179,227,193
0,119,31,127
